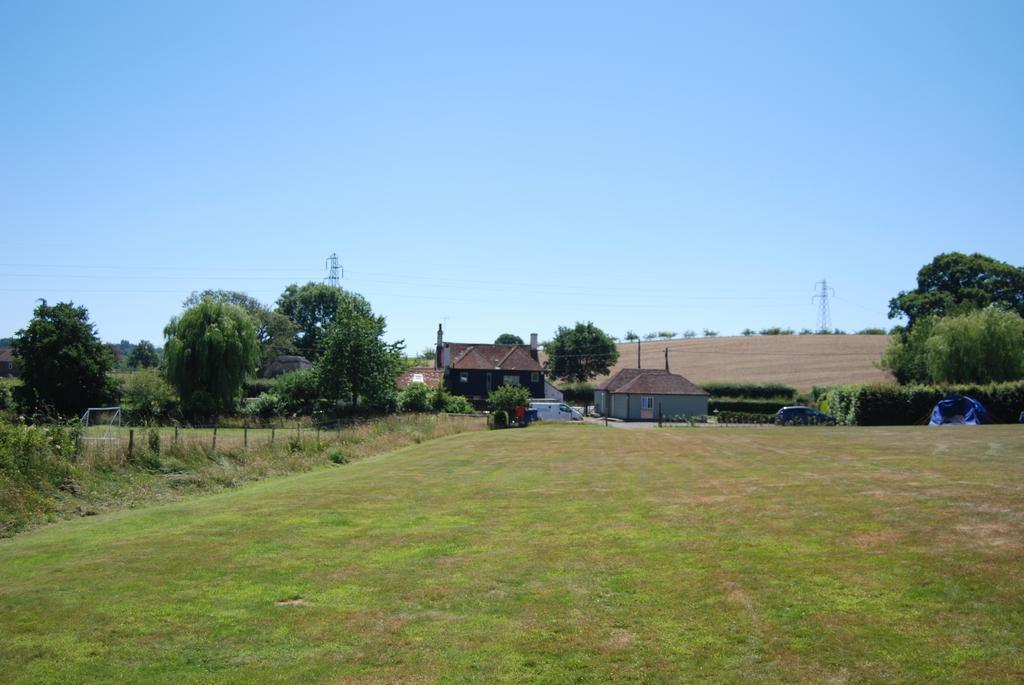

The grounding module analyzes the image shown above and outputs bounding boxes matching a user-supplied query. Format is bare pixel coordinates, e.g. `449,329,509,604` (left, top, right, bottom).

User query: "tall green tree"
127,340,160,369
494,333,524,345
163,300,260,418
13,301,114,417
878,317,938,385
276,283,373,359
184,290,297,366
119,367,177,422
544,322,619,383
880,309,1024,384
888,252,1024,327
924,309,1024,384
317,299,404,411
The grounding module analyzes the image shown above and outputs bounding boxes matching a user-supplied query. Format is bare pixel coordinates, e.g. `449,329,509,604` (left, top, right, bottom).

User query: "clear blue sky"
2,1,1022,353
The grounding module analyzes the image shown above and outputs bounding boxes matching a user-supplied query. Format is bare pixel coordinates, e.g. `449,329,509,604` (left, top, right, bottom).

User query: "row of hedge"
700,382,796,401
823,381,1024,426
716,411,775,424
709,399,787,415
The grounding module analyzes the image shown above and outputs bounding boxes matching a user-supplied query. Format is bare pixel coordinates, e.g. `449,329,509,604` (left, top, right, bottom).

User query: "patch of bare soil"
274,597,309,606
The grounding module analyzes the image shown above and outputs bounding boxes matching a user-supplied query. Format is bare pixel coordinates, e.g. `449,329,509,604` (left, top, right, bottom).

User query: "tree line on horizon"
3,251,1022,422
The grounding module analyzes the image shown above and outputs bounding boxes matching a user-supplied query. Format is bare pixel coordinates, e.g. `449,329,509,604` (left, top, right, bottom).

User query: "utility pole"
325,253,342,287
813,279,835,332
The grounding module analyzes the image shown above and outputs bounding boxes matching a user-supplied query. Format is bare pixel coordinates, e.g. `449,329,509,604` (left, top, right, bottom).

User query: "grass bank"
0,413,485,536
2,424,1022,682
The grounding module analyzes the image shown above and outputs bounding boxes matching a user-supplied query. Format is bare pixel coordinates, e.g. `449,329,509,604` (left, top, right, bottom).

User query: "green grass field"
2,424,1023,683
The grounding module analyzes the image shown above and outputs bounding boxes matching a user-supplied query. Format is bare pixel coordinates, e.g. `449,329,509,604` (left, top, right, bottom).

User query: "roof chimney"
435,324,444,370
665,348,669,372
530,333,538,361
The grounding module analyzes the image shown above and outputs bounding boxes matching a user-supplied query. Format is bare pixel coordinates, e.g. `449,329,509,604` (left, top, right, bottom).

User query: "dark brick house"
0,347,19,378
434,325,544,407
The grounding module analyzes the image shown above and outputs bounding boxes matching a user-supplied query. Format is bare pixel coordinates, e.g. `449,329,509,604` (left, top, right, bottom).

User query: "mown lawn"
1,424,1022,683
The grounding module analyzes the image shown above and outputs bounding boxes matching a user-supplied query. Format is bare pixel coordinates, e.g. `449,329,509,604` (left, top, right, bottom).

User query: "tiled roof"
396,367,443,389
447,343,542,371
0,347,13,363
596,368,708,396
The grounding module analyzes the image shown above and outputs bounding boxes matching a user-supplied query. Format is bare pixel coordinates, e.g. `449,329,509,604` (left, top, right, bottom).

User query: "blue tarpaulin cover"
929,395,991,425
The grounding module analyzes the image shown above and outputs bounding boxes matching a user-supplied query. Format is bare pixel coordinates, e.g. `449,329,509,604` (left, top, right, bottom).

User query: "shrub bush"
709,399,786,414
488,384,531,416
397,383,431,412
243,378,275,397
273,369,324,416
0,383,15,413
701,383,797,400
119,369,178,424
443,395,474,414
824,381,1024,425
716,411,774,424
0,422,77,534
561,382,595,407
244,393,285,422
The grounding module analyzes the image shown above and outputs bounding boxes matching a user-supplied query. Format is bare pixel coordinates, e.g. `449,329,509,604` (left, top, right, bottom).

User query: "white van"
530,401,583,421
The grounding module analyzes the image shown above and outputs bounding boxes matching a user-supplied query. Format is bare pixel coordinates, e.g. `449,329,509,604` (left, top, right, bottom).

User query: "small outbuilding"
594,368,708,421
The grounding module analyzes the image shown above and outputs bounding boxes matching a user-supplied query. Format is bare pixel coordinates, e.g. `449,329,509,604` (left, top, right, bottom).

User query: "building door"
640,396,654,420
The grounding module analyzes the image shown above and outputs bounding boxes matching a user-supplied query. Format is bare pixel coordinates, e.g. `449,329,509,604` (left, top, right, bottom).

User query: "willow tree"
163,299,260,418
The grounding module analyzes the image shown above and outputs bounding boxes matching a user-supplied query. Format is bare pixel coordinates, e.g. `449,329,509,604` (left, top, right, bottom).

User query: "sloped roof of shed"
447,343,542,371
596,368,708,396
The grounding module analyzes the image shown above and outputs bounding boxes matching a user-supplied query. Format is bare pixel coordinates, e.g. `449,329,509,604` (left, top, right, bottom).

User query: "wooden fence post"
244,420,248,450
271,426,275,445
213,424,218,450
128,429,134,459
174,425,179,444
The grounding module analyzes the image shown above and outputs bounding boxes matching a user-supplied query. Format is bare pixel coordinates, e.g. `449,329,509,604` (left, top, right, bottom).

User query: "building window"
531,372,539,382
459,372,468,383
503,375,520,386
641,396,654,410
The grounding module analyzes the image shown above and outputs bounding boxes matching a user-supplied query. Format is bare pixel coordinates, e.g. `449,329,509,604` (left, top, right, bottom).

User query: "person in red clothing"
514,404,526,426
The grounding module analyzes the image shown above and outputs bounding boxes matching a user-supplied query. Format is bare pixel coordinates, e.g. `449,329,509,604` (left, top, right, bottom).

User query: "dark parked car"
774,406,836,426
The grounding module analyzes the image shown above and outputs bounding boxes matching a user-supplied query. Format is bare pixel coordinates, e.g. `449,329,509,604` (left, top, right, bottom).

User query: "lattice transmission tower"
325,253,343,287
813,279,835,332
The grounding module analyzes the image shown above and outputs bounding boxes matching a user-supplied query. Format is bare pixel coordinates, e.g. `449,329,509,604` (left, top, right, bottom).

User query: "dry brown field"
578,334,893,391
